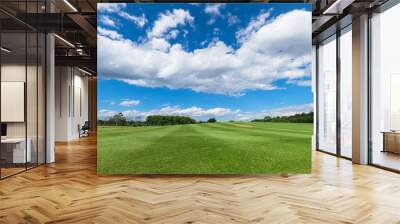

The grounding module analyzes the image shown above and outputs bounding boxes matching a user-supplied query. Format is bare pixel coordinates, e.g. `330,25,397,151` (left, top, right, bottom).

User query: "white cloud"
98,27,123,40
204,3,225,25
119,11,147,27
98,3,126,13
98,103,313,122
98,105,239,121
212,27,220,36
98,3,147,28
200,40,208,46
120,99,140,107
98,9,312,96
286,79,311,86
207,18,216,25
236,10,271,43
146,37,171,52
157,106,237,117
98,109,118,119
149,9,194,38
166,29,180,39
99,15,118,28
262,103,313,117
234,103,313,121
227,13,240,26
204,3,225,16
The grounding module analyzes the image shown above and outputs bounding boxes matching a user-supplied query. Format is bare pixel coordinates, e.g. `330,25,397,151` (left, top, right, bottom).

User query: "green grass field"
97,122,312,174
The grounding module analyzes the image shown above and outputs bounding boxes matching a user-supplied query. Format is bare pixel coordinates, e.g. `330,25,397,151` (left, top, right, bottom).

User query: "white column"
46,32,55,163
352,14,369,164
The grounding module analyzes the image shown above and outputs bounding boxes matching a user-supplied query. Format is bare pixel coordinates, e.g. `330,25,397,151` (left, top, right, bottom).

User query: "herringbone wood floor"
1,135,400,224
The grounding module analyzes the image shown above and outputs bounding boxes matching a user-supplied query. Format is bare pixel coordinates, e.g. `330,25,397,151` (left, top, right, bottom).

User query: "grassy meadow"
97,122,312,174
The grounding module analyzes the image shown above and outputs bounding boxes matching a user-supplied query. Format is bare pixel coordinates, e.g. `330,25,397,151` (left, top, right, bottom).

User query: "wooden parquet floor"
1,135,400,224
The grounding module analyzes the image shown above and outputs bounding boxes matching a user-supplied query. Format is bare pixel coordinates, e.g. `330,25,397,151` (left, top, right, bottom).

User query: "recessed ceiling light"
322,0,354,15
54,34,75,48
63,0,78,12
1,47,11,53
78,67,93,76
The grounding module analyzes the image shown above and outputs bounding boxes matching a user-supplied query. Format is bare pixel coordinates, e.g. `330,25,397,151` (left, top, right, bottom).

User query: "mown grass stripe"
98,122,312,174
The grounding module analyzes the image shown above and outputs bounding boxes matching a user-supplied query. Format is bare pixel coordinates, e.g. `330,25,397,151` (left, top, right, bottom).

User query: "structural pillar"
46,1,55,163
352,14,369,164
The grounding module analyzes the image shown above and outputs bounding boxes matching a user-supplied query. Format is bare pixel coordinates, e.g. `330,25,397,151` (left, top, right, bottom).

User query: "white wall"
55,66,69,141
54,67,89,141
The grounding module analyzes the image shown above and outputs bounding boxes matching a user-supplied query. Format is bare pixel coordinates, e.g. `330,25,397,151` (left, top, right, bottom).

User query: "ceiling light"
63,0,78,12
78,67,93,76
1,47,11,53
322,0,355,15
54,34,75,48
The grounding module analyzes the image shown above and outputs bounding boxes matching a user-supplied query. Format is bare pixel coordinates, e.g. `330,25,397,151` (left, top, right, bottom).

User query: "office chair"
79,121,90,138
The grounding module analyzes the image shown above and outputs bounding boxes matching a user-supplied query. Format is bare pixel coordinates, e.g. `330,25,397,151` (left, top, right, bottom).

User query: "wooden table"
381,131,400,154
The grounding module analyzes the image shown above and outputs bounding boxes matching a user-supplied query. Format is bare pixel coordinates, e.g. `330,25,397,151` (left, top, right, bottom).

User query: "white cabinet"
1,138,31,163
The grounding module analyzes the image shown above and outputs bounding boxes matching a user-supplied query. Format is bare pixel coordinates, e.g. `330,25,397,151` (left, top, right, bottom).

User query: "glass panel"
317,35,337,154
340,27,352,158
27,30,38,169
38,32,45,165
371,4,400,171
1,30,27,177
26,0,40,169
0,1,46,178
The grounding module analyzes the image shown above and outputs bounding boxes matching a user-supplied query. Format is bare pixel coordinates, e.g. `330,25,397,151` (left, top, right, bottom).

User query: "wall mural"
97,3,313,174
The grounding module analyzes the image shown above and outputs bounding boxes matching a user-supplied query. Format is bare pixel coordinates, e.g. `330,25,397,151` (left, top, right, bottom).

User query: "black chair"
79,121,90,138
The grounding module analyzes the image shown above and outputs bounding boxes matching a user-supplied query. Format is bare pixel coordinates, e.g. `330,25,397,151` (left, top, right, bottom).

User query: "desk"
382,131,400,154
1,138,31,163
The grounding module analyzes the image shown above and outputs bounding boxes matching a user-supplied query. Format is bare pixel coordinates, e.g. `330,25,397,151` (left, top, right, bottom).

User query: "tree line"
98,113,218,126
251,112,313,123
146,115,196,126
97,112,313,127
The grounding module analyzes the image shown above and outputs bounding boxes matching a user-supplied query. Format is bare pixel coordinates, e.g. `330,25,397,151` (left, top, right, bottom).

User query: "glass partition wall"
0,2,46,179
317,35,337,155
370,3,400,171
316,25,353,159
315,1,400,171
339,26,352,159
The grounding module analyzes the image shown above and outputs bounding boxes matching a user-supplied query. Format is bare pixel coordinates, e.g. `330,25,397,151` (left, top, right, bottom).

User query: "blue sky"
97,3,313,121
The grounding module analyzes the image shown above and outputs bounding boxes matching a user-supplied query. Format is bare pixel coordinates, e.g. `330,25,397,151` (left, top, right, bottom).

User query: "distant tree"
146,115,196,126
98,114,197,127
109,113,127,126
263,116,272,121
97,120,105,126
252,112,313,123
207,118,217,123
